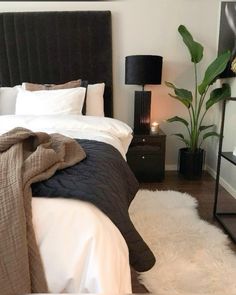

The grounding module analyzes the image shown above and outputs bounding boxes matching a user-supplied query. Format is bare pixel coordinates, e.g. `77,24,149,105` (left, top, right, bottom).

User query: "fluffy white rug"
129,190,236,294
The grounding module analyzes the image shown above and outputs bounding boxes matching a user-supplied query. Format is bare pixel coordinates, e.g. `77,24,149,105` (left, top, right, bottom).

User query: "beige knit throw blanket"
0,127,86,295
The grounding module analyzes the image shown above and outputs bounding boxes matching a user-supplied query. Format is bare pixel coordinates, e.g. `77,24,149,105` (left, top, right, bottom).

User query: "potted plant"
166,25,231,179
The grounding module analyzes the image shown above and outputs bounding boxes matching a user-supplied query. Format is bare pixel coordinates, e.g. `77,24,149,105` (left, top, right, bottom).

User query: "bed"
0,11,155,294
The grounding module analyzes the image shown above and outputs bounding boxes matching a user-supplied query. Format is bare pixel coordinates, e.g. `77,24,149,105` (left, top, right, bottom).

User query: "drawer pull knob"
142,138,146,142
142,155,145,159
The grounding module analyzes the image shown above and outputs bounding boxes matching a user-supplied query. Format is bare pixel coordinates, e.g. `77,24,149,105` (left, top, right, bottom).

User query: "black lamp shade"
125,55,163,86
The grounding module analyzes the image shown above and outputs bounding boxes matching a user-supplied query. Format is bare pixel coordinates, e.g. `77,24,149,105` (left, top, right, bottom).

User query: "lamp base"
134,90,151,134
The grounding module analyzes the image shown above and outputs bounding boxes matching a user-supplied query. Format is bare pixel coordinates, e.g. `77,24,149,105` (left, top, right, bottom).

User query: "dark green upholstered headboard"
0,11,113,117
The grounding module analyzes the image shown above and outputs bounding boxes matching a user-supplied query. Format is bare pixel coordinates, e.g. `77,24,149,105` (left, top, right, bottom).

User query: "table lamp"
125,55,163,133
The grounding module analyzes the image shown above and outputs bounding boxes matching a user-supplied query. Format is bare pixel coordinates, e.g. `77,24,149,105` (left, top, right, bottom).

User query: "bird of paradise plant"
165,25,231,152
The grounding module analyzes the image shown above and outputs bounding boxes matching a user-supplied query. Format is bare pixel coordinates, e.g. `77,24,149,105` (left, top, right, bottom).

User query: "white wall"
205,1,236,198
2,0,233,179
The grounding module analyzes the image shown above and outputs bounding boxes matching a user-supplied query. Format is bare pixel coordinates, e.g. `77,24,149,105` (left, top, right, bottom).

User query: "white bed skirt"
32,197,132,293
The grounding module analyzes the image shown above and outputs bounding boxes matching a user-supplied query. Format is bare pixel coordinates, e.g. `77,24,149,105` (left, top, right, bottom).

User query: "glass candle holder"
233,146,236,156
150,121,159,134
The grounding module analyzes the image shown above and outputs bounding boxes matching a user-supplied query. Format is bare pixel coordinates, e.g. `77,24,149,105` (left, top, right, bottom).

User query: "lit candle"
151,121,159,133
233,146,236,156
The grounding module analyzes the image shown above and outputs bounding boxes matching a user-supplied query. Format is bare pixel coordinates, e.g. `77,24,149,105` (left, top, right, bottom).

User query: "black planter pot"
178,148,205,180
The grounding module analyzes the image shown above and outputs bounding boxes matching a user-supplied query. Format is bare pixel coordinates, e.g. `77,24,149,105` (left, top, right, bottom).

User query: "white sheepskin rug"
129,190,236,294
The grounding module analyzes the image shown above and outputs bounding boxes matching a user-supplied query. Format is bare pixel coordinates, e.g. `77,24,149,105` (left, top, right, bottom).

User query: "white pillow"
0,85,21,115
15,87,86,115
0,83,105,116
86,83,105,117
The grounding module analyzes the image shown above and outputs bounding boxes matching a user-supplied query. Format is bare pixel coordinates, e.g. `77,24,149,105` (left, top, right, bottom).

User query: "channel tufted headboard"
0,11,113,117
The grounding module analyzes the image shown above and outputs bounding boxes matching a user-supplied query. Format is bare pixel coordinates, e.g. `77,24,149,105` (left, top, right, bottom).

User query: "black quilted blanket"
32,139,155,272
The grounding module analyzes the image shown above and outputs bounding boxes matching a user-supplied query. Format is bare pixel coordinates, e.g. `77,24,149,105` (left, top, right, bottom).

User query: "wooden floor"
132,170,236,293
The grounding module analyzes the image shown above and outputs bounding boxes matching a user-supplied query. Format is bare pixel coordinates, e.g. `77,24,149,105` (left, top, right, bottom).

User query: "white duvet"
0,114,132,159
0,115,133,293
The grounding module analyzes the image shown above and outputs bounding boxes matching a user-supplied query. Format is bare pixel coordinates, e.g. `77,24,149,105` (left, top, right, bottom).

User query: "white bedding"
32,198,131,293
0,115,133,293
0,114,133,159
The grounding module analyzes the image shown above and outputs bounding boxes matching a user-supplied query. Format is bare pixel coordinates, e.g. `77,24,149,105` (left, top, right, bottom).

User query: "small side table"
127,129,166,182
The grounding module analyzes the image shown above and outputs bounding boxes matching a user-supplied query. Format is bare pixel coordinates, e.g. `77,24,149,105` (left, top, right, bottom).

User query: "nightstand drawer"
127,151,164,182
129,144,161,153
131,135,164,146
127,129,166,182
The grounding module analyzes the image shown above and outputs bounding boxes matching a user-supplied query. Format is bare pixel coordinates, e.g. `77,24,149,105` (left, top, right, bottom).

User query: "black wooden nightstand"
127,129,166,182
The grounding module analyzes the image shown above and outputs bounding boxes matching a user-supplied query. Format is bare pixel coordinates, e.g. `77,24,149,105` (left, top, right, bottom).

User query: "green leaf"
206,83,231,110
198,51,231,95
168,93,191,108
166,81,193,108
174,88,193,102
199,124,214,131
165,81,175,89
173,133,190,146
178,25,204,64
202,131,220,141
167,116,189,127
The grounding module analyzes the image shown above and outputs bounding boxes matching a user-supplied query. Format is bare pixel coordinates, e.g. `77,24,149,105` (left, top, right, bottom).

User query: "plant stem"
194,74,209,150
197,85,209,123
199,109,208,130
190,105,196,150
186,108,192,140
191,63,198,151
194,63,198,112
196,85,210,147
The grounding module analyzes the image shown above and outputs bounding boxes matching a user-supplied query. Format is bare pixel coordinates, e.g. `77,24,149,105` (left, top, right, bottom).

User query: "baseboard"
206,165,217,181
165,164,177,171
165,165,207,171
206,165,236,199
165,163,208,171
